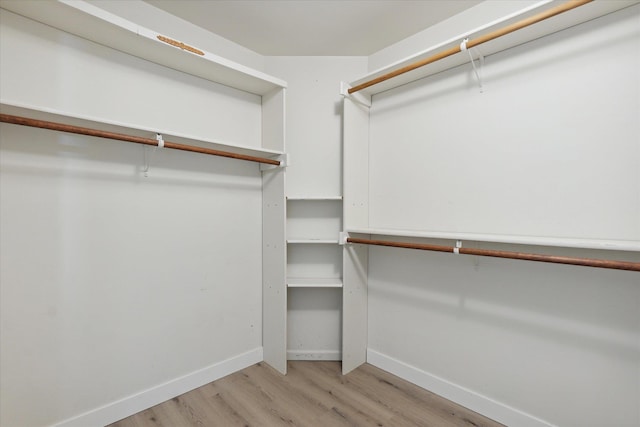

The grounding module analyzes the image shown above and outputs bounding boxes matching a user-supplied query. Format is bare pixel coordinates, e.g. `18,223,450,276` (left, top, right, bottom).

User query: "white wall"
368,244,639,427
365,4,640,427
0,10,263,427
287,288,343,360
265,56,367,198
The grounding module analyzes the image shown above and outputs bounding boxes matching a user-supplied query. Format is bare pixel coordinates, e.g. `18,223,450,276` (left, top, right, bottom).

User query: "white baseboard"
287,349,342,361
367,349,555,427
52,347,263,427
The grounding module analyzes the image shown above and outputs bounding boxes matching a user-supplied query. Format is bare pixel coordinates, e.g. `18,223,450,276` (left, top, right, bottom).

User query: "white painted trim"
367,349,556,427
287,350,342,361
51,347,263,427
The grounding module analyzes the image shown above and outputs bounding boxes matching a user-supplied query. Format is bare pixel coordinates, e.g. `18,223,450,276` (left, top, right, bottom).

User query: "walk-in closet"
1,1,638,426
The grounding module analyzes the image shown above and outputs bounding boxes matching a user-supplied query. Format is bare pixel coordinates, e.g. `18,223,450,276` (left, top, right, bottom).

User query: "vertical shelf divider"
342,96,371,374
262,88,287,374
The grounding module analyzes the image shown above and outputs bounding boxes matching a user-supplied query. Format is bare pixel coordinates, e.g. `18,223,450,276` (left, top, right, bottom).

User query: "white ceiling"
143,0,482,56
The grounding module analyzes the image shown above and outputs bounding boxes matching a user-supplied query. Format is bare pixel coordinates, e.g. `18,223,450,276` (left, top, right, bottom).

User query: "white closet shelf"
287,278,343,288
287,239,340,244
0,101,284,160
287,196,343,201
1,0,286,96
346,227,640,252
346,0,637,97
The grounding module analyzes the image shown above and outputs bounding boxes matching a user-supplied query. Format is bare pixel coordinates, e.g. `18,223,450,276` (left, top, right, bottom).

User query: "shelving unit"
286,198,343,289
343,0,637,99
0,1,289,375
285,197,343,360
340,0,640,377
0,102,285,163
1,0,286,96
345,227,640,252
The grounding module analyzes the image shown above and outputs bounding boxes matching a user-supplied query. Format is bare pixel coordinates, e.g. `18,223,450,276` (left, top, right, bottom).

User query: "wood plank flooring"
109,361,504,427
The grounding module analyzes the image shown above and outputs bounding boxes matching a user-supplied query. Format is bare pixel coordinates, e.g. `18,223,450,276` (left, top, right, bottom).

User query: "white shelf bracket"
261,153,289,171
340,81,372,108
339,231,349,246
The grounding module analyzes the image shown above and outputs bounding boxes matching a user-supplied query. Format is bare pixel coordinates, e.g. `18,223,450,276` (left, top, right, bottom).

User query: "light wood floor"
109,361,504,427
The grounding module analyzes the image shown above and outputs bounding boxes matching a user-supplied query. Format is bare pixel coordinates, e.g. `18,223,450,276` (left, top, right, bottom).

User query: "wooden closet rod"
348,0,593,94
0,113,281,166
346,238,640,272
